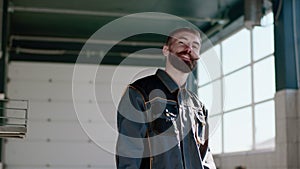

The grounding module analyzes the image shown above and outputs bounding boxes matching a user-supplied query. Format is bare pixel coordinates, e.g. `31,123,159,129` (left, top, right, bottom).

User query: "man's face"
165,31,201,73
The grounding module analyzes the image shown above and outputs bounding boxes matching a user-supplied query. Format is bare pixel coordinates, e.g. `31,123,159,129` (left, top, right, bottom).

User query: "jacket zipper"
150,157,153,169
146,130,153,169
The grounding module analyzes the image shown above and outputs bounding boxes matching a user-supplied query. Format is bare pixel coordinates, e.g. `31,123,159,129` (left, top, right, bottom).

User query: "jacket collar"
156,69,185,93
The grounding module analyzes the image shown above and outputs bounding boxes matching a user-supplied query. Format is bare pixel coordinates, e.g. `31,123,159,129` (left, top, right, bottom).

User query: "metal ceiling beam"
10,35,164,47
8,6,228,24
202,16,244,50
9,52,165,67
11,46,164,59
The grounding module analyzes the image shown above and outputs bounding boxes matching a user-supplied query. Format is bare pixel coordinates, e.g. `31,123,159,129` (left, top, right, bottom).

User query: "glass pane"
198,45,221,85
254,56,275,102
260,12,274,26
208,115,222,154
198,80,221,116
253,22,274,61
222,29,251,74
223,67,251,111
198,60,211,86
224,107,252,153
255,101,275,150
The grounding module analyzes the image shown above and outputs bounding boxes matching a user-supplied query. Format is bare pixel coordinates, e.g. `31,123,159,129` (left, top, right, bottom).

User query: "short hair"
165,27,201,45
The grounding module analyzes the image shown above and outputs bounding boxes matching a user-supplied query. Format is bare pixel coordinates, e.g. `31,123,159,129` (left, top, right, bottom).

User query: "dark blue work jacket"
116,69,213,169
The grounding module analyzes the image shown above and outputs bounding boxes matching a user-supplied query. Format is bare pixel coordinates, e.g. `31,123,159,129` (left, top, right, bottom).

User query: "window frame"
198,14,276,155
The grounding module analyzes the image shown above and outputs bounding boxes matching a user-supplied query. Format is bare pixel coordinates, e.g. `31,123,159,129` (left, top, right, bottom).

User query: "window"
222,29,251,74
198,13,275,154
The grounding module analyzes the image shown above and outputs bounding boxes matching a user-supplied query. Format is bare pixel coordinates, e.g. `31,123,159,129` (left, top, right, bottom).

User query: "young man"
116,28,216,169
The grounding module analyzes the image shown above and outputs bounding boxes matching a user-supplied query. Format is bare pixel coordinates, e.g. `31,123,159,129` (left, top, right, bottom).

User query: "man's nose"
184,44,192,53
183,43,199,60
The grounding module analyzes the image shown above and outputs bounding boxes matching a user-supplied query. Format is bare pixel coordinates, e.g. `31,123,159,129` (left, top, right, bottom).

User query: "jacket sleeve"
200,105,216,169
199,106,209,159
116,85,148,169
203,148,217,169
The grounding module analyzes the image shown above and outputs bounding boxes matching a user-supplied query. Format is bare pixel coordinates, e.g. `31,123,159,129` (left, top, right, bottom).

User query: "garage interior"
0,0,300,169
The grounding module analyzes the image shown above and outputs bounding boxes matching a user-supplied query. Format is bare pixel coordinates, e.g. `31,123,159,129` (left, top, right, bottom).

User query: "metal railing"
0,99,28,138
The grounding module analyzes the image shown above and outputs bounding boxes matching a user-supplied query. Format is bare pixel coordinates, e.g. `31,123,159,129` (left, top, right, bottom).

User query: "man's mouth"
177,52,192,62
169,51,198,73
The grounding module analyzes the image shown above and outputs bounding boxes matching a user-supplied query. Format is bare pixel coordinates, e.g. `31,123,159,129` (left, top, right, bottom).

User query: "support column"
274,90,299,169
273,0,300,90
0,0,8,165
273,0,300,168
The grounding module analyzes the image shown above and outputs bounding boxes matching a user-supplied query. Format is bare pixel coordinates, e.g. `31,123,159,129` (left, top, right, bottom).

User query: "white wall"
5,61,300,169
5,61,156,169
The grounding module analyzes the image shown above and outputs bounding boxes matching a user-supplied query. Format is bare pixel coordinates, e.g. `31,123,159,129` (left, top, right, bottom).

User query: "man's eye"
178,41,184,44
193,46,199,49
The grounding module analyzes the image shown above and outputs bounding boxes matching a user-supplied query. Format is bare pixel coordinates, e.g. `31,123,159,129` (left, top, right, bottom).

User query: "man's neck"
165,66,189,87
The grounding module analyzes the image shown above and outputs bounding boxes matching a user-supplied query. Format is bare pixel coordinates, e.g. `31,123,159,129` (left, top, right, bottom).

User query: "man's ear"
162,45,169,57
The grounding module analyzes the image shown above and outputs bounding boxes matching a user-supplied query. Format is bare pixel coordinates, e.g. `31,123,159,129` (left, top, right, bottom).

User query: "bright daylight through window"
198,12,275,154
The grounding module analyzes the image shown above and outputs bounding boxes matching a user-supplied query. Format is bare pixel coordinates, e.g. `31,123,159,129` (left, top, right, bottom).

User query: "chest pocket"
148,98,178,135
193,107,207,145
194,107,206,124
